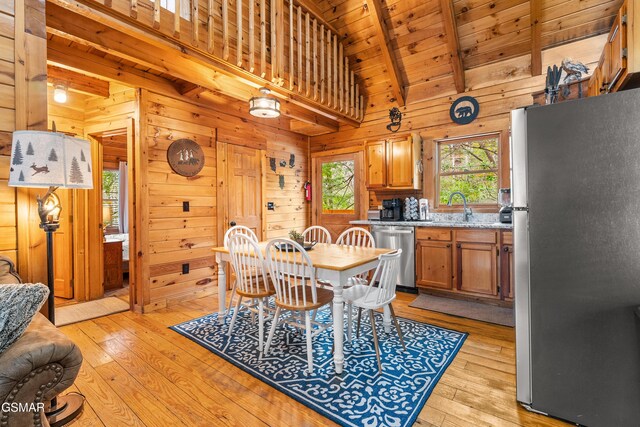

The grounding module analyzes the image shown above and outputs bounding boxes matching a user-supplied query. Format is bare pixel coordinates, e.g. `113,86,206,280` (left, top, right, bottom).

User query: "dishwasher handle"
372,229,414,235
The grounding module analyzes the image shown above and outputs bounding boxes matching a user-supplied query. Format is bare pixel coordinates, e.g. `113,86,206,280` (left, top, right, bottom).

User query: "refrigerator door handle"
514,209,532,405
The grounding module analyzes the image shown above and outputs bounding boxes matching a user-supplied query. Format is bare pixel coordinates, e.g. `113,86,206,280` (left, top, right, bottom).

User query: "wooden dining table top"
212,242,394,272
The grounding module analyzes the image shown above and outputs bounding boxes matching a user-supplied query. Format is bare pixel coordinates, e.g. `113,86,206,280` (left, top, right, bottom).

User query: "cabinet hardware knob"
230,221,237,226
456,243,461,248
504,247,509,252
446,244,451,248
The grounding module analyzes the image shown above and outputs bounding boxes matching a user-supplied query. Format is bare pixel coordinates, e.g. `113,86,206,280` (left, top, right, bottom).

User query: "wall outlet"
183,201,190,212
267,202,275,210
182,263,189,274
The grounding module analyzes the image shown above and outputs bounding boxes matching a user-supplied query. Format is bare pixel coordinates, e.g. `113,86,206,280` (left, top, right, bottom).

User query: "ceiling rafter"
439,0,465,93
366,0,406,106
530,0,543,76
47,64,110,97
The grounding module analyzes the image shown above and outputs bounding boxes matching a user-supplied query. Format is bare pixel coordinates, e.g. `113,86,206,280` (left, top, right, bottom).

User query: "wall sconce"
386,107,402,132
53,84,68,104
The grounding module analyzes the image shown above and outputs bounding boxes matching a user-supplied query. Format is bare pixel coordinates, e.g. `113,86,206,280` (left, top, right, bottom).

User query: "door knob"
230,221,237,226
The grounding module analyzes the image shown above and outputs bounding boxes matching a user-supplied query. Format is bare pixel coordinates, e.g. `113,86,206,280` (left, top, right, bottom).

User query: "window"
437,134,499,205
103,170,120,233
151,0,190,20
321,160,355,214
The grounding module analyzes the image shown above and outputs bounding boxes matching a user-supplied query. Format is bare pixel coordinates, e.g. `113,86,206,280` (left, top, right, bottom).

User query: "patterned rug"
170,308,467,427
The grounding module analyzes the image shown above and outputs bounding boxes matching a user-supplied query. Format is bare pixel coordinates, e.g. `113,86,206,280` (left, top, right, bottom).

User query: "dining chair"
343,250,405,373
336,227,376,287
224,225,259,314
226,233,275,354
264,238,334,374
302,225,332,244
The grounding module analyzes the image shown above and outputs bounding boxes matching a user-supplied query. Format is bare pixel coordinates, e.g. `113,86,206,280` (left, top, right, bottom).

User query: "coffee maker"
381,198,403,221
499,188,512,223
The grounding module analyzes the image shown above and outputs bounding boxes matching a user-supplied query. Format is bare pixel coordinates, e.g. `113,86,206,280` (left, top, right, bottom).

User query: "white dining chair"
264,238,333,374
226,233,275,354
224,225,259,314
343,250,405,373
302,225,332,244
336,227,376,287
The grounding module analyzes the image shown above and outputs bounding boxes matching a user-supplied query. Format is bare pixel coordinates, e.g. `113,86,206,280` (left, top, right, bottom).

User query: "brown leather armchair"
0,256,83,427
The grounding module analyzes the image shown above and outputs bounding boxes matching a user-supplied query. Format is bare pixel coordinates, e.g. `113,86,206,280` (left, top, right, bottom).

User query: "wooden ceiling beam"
47,64,110,97
366,0,406,106
46,0,359,128
530,0,543,76
440,0,465,93
178,82,207,97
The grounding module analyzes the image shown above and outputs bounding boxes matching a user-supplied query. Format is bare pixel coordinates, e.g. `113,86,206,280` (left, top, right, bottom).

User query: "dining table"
212,242,394,374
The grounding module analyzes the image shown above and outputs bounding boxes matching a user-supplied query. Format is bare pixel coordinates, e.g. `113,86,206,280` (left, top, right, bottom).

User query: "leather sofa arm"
0,314,82,427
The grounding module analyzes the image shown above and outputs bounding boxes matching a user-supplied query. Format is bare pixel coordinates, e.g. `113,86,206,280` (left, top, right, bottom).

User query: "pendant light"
249,87,281,118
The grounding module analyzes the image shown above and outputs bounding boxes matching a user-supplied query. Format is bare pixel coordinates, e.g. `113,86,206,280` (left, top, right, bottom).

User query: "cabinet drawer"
456,229,497,244
416,228,452,242
502,231,513,245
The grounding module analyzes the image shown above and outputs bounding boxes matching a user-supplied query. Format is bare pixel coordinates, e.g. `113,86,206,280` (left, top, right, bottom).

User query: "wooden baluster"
192,0,199,45
339,42,343,112
130,0,137,18
305,13,310,96
326,28,331,107
345,60,349,115
271,0,277,81
207,0,214,51
356,83,360,120
175,0,182,38
237,0,243,67
333,34,338,109
360,94,364,120
312,18,318,100
249,0,255,71
222,0,229,60
350,70,355,117
153,0,160,28
260,0,266,77
288,0,294,89
275,0,284,81
297,6,302,93
320,24,324,104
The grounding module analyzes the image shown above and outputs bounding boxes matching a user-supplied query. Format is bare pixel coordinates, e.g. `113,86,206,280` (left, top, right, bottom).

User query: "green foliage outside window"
321,160,355,213
438,137,499,205
103,170,120,229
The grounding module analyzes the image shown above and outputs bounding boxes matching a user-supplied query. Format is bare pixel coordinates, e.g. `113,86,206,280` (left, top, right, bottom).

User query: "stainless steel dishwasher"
371,225,415,289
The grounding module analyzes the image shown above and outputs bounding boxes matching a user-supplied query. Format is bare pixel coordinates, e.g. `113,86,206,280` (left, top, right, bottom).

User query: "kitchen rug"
170,308,467,427
410,294,515,327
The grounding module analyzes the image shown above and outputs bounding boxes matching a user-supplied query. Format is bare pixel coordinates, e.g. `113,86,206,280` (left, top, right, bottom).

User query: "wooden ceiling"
315,0,622,114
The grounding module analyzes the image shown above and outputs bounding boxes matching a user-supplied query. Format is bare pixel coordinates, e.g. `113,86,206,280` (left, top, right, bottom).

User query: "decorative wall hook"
386,107,402,132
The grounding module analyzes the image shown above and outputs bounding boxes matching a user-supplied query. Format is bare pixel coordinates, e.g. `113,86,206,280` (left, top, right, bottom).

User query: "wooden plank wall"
310,36,607,210
140,90,309,312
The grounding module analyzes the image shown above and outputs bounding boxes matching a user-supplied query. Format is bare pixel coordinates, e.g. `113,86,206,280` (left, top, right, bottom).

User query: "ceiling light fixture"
249,87,281,118
53,84,68,104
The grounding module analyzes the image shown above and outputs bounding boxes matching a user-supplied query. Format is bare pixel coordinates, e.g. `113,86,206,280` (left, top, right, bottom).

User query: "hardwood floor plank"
65,384,105,427
59,326,114,368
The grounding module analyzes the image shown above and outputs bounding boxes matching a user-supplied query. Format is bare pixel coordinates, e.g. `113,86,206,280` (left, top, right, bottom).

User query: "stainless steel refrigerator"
511,89,640,427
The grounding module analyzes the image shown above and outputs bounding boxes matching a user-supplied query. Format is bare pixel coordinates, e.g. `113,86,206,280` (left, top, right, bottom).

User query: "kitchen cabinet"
416,227,506,302
500,231,514,301
588,63,604,97
365,133,422,190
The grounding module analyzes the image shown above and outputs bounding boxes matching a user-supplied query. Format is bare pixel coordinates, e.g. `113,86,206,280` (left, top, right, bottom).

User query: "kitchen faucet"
447,192,473,222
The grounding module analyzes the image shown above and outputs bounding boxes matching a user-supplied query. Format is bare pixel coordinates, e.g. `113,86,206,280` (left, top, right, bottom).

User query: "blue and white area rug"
170,308,467,427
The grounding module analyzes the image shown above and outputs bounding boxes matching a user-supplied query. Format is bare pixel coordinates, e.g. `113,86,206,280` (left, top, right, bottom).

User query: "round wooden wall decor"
167,139,205,177
449,96,480,125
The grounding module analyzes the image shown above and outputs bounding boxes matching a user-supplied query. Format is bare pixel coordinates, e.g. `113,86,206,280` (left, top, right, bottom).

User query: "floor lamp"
8,128,93,427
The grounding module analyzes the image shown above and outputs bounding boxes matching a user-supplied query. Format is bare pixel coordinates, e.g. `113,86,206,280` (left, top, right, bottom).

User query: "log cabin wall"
310,36,607,211
0,0,48,280
139,90,309,312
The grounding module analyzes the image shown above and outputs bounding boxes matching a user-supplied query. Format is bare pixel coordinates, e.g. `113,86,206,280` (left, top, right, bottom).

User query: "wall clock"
167,138,205,177
449,96,480,125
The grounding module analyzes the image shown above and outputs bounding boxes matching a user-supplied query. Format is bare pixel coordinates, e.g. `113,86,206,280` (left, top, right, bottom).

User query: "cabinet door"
104,241,123,291
500,245,514,300
456,242,499,297
608,12,627,90
588,65,603,97
416,240,453,290
387,137,414,188
365,141,386,188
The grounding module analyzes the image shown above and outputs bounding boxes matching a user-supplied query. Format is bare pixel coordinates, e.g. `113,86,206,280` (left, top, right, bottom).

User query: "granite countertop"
351,213,513,230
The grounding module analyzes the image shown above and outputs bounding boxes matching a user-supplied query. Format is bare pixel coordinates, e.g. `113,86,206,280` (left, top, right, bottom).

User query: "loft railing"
97,0,364,121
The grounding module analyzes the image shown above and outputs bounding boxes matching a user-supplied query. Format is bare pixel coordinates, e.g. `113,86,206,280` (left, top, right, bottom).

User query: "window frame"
102,168,121,235
320,158,357,215
434,132,502,210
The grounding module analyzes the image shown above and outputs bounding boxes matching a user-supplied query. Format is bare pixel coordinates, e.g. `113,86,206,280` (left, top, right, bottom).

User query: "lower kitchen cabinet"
501,231,514,301
416,240,452,290
416,227,510,303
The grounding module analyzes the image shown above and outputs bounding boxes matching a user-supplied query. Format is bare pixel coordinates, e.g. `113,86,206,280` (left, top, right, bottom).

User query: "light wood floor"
58,291,571,427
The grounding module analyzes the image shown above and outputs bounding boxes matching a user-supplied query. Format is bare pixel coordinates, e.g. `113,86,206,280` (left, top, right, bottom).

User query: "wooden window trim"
433,132,502,211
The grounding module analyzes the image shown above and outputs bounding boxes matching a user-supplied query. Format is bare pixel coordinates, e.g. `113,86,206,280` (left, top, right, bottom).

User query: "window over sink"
436,134,500,206
321,160,355,214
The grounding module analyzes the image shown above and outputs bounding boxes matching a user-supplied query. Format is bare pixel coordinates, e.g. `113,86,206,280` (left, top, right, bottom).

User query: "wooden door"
416,240,452,290
365,141,386,189
457,242,499,297
313,152,364,241
53,189,74,299
388,136,413,188
226,144,263,238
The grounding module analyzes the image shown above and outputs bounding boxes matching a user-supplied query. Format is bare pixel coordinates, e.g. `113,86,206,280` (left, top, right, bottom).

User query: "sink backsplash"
427,212,500,223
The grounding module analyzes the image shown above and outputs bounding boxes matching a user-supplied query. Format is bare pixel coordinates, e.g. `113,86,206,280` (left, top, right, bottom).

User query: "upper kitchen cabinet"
365,133,422,190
